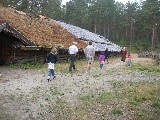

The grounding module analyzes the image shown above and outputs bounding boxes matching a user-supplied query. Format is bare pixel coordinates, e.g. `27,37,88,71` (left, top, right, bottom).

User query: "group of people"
46,42,131,82
68,41,111,73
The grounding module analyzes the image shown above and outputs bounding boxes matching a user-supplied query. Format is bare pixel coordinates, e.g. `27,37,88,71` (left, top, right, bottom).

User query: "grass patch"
49,87,61,96
121,81,160,119
97,92,113,101
151,101,160,108
131,64,160,75
110,81,124,89
8,94,15,101
0,105,15,120
9,62,46,70
79,94,94,101
111,108,123,115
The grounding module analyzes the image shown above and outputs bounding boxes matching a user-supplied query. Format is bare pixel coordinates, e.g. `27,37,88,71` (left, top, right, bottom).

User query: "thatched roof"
56,21,121,52
0,7,87,49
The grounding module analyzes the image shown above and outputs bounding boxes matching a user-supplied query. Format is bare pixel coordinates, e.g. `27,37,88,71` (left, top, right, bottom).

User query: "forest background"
1,0,160,52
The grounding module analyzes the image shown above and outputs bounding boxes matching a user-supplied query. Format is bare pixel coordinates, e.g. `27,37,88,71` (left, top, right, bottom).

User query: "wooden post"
34,52,37,62
13,49,15,61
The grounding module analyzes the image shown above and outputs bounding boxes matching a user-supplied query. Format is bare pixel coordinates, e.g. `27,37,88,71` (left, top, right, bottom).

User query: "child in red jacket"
127,53,132,66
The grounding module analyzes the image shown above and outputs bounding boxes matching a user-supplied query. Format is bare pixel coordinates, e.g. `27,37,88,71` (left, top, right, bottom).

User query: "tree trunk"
94,23,97,33
107,23,110,40
0,0,3,8
103,25,106,38
130,17,133,51
151,25,156,51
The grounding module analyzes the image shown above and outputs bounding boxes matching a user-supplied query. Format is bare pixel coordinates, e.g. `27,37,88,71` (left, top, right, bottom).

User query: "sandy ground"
0,54,159,119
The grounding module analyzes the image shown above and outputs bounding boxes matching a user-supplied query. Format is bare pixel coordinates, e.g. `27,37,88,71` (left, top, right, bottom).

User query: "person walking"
127,53,132,66
120,47,127,62
46,48,58,82
68,42,78,71
104,48,110,64
84,41,95,74
99,52,105,69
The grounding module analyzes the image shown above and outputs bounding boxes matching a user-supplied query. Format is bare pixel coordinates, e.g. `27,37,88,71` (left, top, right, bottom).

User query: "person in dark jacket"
46,48,58,82
121,47,127,62
104,48,110,64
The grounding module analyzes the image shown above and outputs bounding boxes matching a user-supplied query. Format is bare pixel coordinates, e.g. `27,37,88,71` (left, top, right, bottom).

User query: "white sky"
62,0,142,5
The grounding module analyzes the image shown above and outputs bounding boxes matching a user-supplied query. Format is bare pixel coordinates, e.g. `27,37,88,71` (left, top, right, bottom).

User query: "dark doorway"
0,32,16,65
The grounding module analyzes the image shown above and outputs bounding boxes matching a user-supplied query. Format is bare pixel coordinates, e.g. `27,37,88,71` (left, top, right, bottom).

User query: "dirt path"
0,54,159,98
0,54,159,120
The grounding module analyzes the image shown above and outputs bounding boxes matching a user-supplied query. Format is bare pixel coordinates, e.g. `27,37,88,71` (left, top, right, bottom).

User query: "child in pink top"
99,52,105,69
127,53,132,66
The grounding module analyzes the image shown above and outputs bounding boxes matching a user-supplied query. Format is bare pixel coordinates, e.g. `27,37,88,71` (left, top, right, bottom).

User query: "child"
127,53,132,66
99,52,105,69
46,48,58,82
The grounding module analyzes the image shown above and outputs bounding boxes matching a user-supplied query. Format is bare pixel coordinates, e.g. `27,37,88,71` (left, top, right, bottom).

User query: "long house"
0,7,121,65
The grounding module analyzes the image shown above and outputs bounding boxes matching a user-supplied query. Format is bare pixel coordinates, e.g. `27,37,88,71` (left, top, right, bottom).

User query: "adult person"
120,47,127,62
68,42,78,71
46,48,58,82
104,48,110,64
84,41,95,74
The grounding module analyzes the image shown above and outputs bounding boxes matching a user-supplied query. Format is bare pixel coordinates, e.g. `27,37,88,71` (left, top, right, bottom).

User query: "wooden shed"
0,7,87,65
0,22,48,65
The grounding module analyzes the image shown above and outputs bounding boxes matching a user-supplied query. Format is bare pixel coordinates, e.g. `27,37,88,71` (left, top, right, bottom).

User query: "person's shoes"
73,65,76,70
53,76,56,79
47,78,50,82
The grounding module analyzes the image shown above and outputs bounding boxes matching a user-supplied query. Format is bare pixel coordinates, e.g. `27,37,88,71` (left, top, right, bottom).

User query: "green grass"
151,101,160,108
110,81,124,89
49,87,61,96
97,92,113,101
9,62,46,70
120,81,160,119
79,94,94,101
131,64,160,76
8,94,15,101
111,108,123,115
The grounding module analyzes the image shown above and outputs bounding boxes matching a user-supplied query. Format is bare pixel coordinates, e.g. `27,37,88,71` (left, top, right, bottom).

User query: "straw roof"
0,7,87,49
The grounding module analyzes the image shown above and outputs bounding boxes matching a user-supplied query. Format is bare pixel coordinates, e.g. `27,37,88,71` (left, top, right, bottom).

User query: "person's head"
51,47,57,54
89,41,92,45
123,47,126,50
105,48,108,51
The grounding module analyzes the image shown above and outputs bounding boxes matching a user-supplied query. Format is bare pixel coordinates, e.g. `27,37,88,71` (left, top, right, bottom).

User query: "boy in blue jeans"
47,48,58,82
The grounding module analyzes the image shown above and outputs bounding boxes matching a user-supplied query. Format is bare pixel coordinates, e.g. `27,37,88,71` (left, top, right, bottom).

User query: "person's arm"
46,53,50,62
75,46,78,53
55,55,58,64
68,47,71,54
